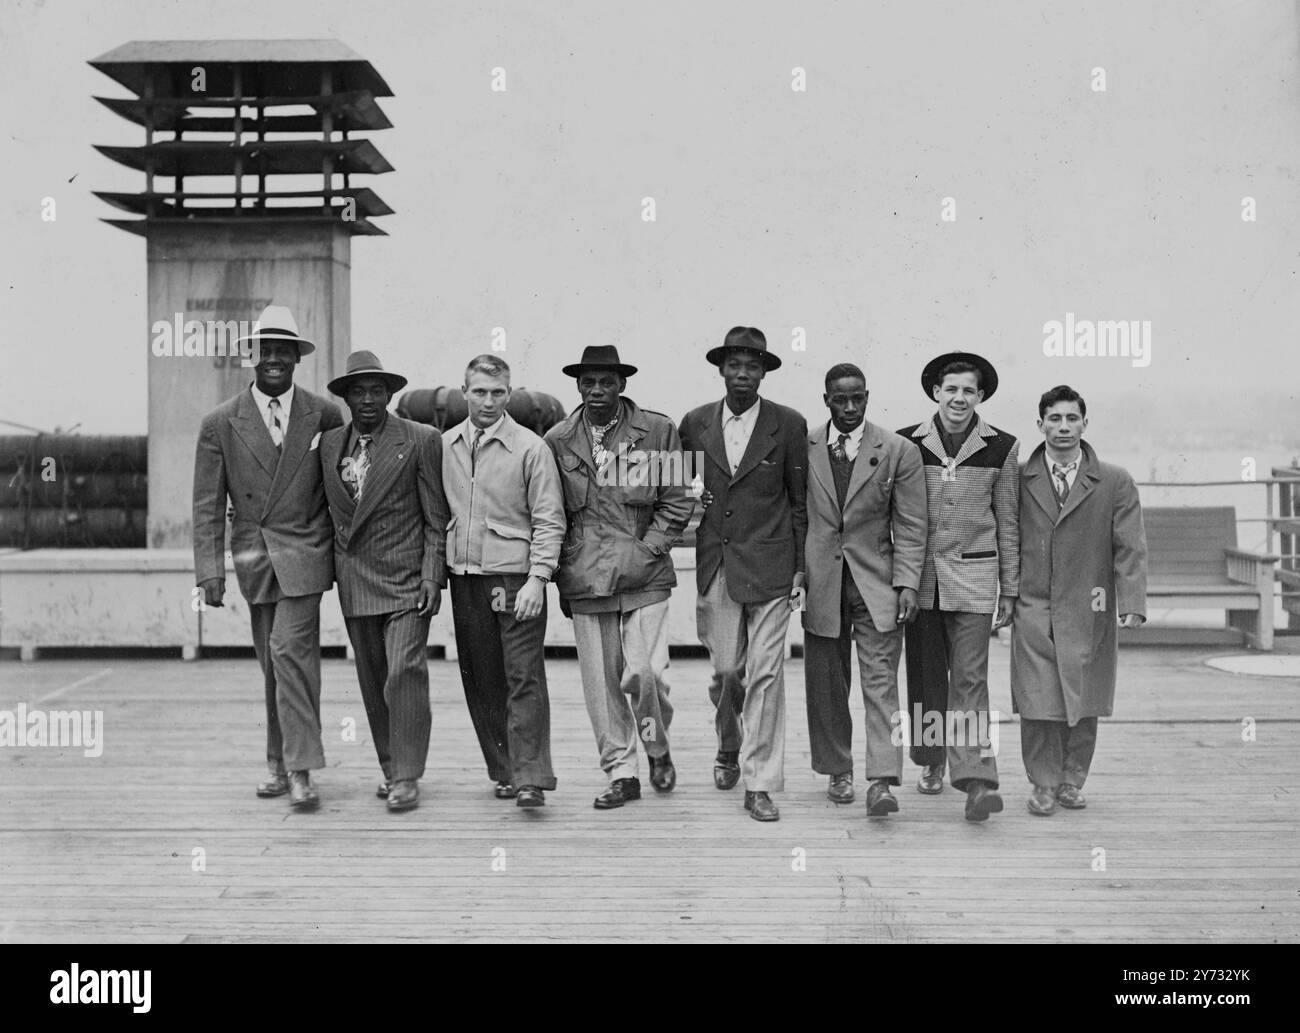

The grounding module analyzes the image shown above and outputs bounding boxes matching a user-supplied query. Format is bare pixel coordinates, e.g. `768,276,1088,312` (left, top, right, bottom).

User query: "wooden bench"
1136,506,1278,650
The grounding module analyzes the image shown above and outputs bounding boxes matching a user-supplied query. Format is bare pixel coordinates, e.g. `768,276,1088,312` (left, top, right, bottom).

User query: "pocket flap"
486,518,531,541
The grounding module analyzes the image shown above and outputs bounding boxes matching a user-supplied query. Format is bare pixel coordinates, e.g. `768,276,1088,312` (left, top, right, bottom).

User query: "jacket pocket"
558,453,589,509
961,550,997,559
482,517,532,569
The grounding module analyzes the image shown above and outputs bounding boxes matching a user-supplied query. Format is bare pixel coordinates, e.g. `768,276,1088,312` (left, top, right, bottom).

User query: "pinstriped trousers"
249,593,325,773
343,608,433,782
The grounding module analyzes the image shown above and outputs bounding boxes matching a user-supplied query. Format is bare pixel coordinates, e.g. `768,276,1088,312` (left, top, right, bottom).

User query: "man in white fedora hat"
321,351,449,813
192,303,343,811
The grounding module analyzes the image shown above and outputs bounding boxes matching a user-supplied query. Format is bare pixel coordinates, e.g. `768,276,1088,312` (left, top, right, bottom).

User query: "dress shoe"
288,771,319,811
713,750,741,791
865,779,899,817
827,772,855,804
386,779,419,812
494,781,518,799
516,785,545,808
376,781,391,799
964,780,1003,822
256,770,289,798
743,791,780,822
593,777,642,810
917,764,945,795
1027,784,1057,816
1056,783,1087,809
648,753,677,792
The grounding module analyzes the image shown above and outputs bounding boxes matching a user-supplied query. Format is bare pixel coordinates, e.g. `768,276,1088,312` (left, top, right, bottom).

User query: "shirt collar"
251,382,293,416
1047,448,1082,473
723,396,761,429
826,420,865,446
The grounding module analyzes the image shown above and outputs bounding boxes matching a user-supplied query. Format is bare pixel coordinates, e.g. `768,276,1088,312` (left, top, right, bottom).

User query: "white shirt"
722,398,761,474
1045,449,1081,491
468,414,505,451
251,383,294,437
826,420,865,461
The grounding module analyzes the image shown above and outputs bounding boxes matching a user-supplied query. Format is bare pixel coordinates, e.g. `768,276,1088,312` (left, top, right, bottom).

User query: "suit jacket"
1011,441,1147,724
321,414,450,617
679,397,808,604
193,385,344,603
896,414,1020,614
442,412,566,579
803,419,928,636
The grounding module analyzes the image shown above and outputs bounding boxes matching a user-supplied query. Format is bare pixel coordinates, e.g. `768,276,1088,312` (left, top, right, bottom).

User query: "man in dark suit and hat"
897,351,1019,822
320,351,450,812
545,346,695,810
679,327,808,822
192,304,344,810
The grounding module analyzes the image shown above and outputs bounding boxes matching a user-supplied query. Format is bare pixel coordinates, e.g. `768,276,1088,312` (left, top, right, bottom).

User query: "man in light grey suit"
803,364,928,817
321,351,449,812
192,304,344,810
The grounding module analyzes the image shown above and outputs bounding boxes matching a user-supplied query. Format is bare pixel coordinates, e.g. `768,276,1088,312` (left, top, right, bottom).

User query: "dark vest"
828,436,855,510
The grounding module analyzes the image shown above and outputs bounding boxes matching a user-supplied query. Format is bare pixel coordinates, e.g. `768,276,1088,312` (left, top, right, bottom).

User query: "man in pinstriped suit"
321,351,450,812
897,351,1019,822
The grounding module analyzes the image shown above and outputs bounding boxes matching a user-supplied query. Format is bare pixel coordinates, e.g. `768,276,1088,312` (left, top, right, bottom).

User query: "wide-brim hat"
327,350,409,396
236,303,315,356
705,325,781,371
921,350,998,400
561,344,638,379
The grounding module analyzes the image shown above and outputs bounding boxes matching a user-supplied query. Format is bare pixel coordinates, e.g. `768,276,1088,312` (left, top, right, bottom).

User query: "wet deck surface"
1,641,1297,942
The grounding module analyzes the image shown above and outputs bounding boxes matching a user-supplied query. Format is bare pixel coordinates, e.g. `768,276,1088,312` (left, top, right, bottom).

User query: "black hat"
561,345,638,379
705,326,782,371
920,351,998,400
327,350,409,396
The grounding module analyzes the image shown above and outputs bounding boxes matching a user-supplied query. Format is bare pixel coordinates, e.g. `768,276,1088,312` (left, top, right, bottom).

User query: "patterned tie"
351,434,372,501
471,427,484,473
1052,460,1077,507
267,397,284,451
831,433,850,463
589,414,619,470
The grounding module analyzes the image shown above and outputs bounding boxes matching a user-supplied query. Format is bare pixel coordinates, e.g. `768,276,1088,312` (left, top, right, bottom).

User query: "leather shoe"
386,779,419,812
593,777,642,810
288,770,319,811
376,781,391,799
494,781,518,799
1028,784,1057,816
516,785,545,808
964,781,1003,822
1056,783,1087,809
827,772,855,804
648,753,676,792
865,779,899,817
744,790,780,822
713,750,740,791
256,770,289,798
917,764,944,795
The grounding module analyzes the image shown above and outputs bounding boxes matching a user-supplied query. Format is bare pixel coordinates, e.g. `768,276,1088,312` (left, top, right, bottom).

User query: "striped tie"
1052,461,1076,507
267,397,284,452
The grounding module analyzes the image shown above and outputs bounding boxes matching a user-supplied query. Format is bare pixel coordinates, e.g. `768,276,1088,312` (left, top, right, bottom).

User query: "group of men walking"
193,305,1148,823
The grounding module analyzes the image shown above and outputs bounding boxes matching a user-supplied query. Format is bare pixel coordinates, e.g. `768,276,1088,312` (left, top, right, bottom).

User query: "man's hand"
514,577,546,621
789,572,807,612
992,595,1016,630
417,579,441,617
1118,613,1145,629
896,587,919,625
199,577,225,609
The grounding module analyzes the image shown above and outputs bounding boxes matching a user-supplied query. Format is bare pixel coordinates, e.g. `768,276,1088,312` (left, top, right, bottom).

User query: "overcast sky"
2,0,1297,463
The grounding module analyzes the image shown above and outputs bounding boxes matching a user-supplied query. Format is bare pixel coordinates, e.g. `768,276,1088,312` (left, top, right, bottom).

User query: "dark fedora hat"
327,350,409,397
920,350,998,400
705,326,782,371
561,345,638,379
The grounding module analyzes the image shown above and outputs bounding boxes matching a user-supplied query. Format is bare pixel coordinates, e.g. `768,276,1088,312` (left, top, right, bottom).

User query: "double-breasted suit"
192,385,344,774
1011,441,1147,790
321,414,450,784
802,419,928,783
679,398,808,793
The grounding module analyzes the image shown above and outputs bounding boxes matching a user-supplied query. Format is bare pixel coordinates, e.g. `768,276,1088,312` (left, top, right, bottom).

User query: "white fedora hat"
236,304,315,356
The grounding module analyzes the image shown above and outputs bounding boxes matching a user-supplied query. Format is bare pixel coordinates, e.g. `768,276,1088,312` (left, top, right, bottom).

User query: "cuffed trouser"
249,593,325,773
696,567,789,793
904,598,999,791
572,598,673,782
450,573,557,790
1020,717,1098,789
344,608,433,782
804,568,904,784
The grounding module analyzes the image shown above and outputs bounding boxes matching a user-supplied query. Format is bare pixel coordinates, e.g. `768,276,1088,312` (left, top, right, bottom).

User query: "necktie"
1052,461,1077,507
267,397,284,451
471,427,484,474
831,433,850,462
589,415,618,470
351,435,372,501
